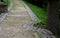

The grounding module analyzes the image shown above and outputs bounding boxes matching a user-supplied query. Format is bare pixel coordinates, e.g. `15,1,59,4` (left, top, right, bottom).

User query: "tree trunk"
46,0,60,35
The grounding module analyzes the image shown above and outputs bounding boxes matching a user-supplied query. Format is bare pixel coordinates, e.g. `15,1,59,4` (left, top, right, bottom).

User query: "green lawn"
23,1,47,25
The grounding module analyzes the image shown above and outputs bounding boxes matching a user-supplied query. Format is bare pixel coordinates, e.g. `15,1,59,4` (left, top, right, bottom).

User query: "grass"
23,0,47,25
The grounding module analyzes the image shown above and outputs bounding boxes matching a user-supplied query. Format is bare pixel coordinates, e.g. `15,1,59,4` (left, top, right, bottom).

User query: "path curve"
0,0,39,38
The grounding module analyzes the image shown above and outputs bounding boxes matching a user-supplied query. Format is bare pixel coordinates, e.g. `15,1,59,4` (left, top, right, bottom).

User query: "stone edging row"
22,1,41,24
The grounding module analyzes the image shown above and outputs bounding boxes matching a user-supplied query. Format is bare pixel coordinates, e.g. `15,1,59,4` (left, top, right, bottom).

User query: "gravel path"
0,0,39,38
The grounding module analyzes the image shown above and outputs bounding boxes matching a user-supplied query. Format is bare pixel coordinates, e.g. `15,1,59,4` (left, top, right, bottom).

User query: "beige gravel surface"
0,0,39,38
